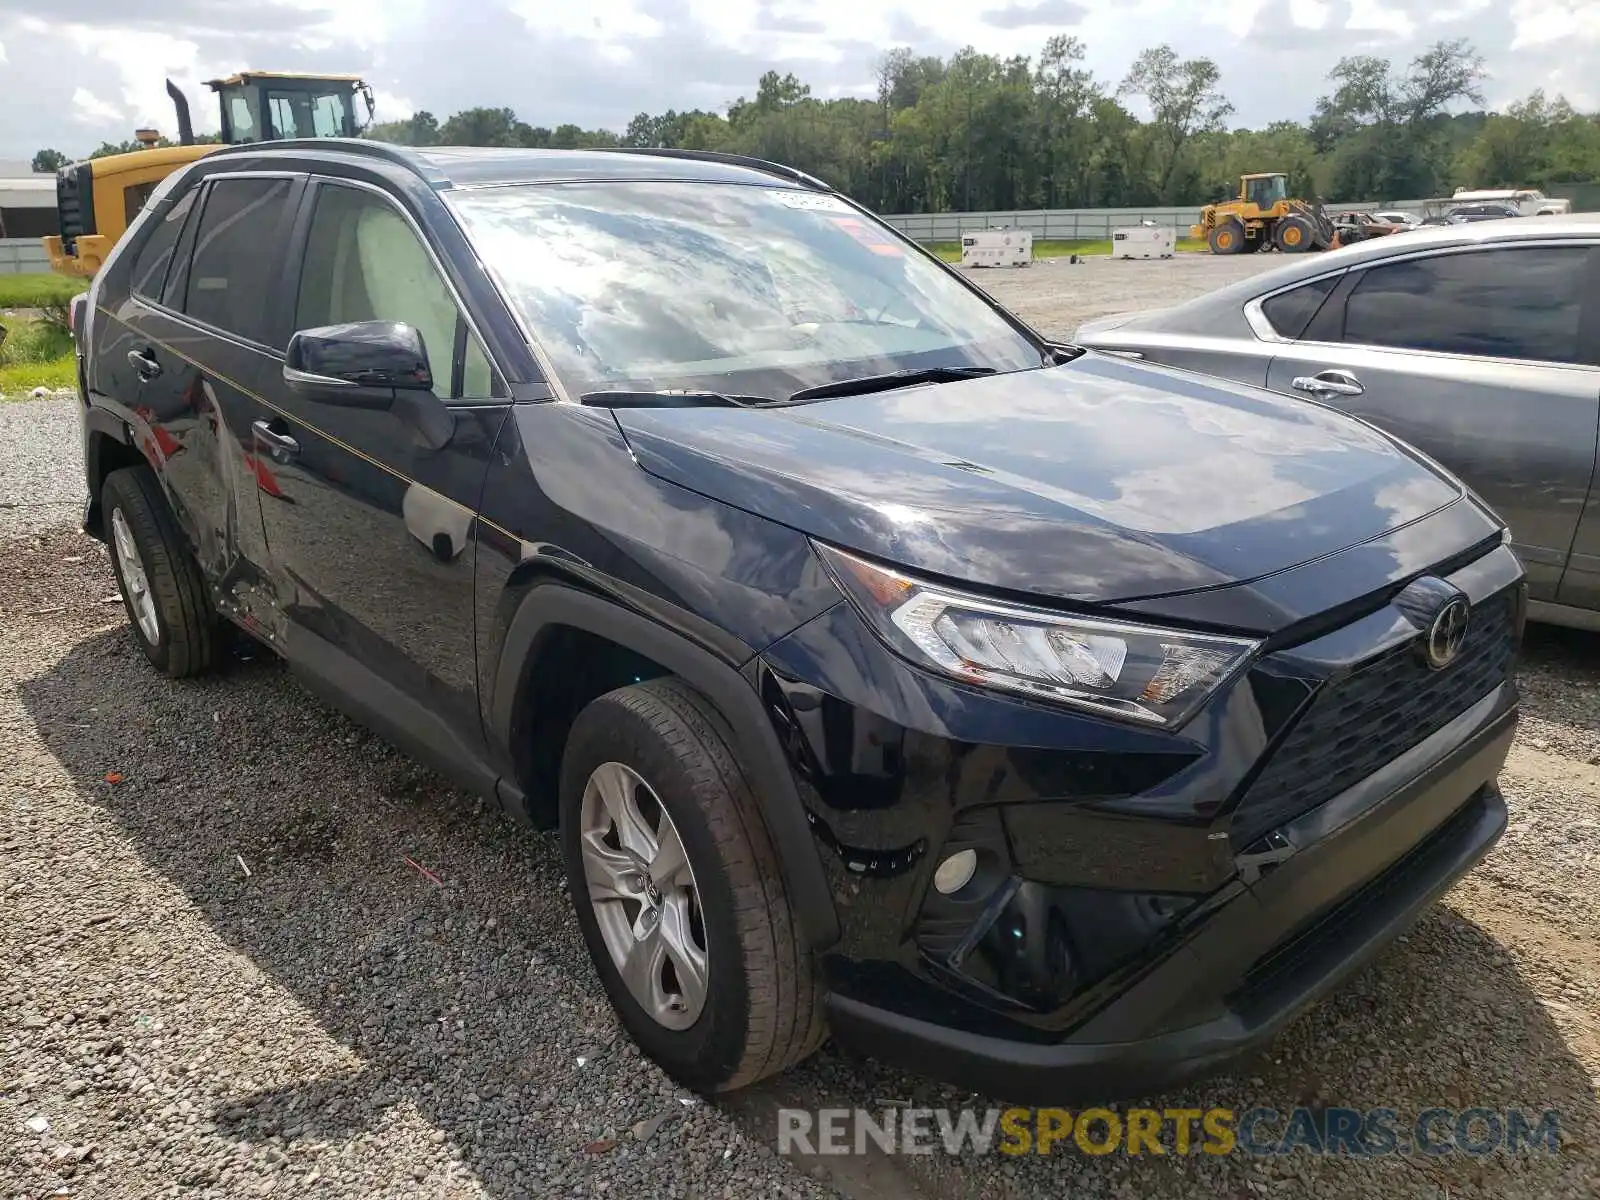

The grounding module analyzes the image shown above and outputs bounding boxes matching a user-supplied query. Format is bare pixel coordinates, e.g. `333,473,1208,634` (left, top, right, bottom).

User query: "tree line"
33,37,1600,212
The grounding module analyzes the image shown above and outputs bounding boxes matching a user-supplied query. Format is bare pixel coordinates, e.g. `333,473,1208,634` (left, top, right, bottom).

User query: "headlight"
815,543,1259,727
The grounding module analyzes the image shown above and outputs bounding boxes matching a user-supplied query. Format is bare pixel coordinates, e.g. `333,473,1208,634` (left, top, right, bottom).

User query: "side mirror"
283,321,435,409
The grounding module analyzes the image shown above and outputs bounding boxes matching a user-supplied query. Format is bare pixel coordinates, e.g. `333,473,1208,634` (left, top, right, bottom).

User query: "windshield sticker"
825,215,904,257
768,190,853,212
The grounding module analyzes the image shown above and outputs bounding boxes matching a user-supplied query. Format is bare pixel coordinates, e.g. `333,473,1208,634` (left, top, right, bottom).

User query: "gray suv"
1075,217,1600,630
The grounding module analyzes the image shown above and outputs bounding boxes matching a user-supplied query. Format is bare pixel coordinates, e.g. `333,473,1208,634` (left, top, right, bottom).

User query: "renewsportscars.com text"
777,1106,1562,1157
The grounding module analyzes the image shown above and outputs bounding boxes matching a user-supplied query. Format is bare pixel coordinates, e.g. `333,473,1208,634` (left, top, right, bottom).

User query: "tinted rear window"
1261,276,1338,339
129,186,198,301
182,177,296,345
1342,247,1590,364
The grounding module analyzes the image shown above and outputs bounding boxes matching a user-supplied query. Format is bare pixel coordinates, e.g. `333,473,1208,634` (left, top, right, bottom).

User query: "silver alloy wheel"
579,761,709,1030
110,508,160,644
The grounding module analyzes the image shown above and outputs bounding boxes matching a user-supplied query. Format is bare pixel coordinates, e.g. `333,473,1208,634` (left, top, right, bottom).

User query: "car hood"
612,353,1463,607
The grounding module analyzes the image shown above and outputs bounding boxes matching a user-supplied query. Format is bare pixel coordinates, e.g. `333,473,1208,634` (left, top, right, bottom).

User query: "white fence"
878,207,1205,243
1,237,50,275
876,200,1426,243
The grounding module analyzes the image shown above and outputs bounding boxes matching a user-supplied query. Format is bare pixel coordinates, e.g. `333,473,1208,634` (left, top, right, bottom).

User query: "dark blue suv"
76,140,1524,1102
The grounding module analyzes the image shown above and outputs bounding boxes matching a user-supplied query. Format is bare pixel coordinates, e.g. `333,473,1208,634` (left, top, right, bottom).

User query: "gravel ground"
5,256,1600,1198
0,392,84,536
965,250,1283,337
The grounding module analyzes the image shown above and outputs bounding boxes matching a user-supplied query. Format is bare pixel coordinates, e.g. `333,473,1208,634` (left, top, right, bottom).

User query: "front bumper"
826,687,1515,1103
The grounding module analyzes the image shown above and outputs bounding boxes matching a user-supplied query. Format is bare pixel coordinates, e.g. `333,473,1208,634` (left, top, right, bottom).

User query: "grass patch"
0,357,76,395
0,272,84,309
0,314,76,396
929,236,1209,262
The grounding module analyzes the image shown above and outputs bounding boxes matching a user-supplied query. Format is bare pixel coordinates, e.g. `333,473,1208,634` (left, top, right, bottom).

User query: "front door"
1265,242,1600,601
252,178,509,767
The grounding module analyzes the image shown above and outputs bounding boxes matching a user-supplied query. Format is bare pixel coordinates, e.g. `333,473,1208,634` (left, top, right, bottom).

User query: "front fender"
489,582,841,951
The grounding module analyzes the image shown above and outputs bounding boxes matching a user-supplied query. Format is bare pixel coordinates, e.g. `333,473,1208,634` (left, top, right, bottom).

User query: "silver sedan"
1073,216,1600,630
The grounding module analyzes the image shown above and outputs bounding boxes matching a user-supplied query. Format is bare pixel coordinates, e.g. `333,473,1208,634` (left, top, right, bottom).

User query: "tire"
1207,219,1245,255
1274,215,1317,253
560,677,825,1092
102,465,220,678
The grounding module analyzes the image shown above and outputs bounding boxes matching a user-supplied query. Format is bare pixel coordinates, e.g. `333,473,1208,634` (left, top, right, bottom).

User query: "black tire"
1274,215,1317,253
1208,219,1245,255
560,677,826,1092
101,465,220,678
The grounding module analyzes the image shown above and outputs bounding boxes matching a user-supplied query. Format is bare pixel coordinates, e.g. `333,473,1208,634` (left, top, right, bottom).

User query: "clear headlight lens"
815,543,1259,727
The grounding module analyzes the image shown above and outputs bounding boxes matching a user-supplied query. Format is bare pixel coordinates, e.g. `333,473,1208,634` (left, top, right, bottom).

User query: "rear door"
115,171,303,602
251,177,509,764
1265,242,1600,601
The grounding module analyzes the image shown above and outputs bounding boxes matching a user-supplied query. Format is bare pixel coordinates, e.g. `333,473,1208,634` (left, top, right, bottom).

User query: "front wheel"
560,678,826,1092
1208,219,1245,255
1274,215,1318,253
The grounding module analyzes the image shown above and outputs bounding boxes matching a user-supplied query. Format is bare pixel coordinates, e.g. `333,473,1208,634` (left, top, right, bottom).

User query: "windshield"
445,181,1044,402
1246,176,1288,207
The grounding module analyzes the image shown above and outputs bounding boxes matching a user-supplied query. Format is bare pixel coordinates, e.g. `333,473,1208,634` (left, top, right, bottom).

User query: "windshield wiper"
786,366,997,404
578,389,774,409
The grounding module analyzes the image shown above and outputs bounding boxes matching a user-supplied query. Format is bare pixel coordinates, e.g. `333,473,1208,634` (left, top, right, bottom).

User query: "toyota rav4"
74,141,1523,1102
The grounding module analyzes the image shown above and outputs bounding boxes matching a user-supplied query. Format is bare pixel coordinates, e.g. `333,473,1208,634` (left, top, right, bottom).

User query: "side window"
1261,275,1337,340
182,177,296,345
293,183,497,399
228,96,259,143
129,185,199,301
1341,247,1591,365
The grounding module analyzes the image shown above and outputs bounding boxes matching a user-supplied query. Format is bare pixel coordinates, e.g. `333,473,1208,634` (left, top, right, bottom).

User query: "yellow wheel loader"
1190,173,1335,256
43,72,374,278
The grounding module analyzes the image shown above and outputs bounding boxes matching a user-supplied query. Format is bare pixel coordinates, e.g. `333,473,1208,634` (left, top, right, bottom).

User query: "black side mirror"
284,321,435,409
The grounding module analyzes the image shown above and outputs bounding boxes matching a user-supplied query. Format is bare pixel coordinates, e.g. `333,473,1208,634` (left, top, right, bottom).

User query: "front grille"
1230,591,1516,847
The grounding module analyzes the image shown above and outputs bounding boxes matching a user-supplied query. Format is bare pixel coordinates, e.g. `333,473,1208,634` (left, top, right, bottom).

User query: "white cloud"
1,0,1595,157
70,86,124,126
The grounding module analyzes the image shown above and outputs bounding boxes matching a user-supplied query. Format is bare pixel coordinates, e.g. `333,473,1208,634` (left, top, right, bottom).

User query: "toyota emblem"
1424,596,1471,669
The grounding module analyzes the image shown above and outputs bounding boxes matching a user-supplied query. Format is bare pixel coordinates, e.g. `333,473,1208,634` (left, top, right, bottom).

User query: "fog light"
933,849,978,895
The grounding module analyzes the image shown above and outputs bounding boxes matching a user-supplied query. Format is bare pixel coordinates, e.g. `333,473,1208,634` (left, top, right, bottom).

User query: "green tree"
1315,38,1485,198
438,107,523,146
1118,45,1233,202
32,148,69,173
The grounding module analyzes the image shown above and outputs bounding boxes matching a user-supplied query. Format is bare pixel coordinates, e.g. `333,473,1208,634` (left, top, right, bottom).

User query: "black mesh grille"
1230,591,1516,847
56,165,91,252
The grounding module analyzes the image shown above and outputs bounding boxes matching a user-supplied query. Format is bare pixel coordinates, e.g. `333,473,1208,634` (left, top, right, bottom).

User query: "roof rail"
201,137,447,182
595,147,830,191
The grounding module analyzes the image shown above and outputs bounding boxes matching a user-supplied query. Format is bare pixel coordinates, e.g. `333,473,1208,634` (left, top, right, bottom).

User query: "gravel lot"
5,256,1599,1199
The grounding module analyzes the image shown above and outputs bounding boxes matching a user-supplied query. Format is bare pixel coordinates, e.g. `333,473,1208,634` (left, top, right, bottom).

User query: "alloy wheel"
578,761,709,1029
111,508,160,644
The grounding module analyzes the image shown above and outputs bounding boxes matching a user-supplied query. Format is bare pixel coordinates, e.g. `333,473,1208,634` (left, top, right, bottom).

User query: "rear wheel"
1208,219,1245,255
560,677,825,1092
102,466,220,678
1274,215,1317,253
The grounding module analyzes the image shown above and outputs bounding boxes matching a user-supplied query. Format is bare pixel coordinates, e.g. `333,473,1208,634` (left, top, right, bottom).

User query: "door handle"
252,418,300,461
1290,369,1364,397
127,347,162,381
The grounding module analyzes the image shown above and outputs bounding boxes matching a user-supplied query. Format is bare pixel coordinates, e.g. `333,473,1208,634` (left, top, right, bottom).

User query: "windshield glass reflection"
445,182,1043,402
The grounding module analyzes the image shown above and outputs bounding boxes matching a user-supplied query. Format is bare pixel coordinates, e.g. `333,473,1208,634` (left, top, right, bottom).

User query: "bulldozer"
43,71,374,278
1190,172,1335,255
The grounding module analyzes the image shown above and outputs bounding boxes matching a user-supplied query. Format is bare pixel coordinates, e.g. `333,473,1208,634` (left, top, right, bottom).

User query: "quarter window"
1341,247,1591,365
1261,275,1337,340
182,177,296,344
129,186,198,301
293,184,496,399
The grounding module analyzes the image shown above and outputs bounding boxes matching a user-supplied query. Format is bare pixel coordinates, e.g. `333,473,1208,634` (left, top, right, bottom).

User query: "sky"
0,0,1595,161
